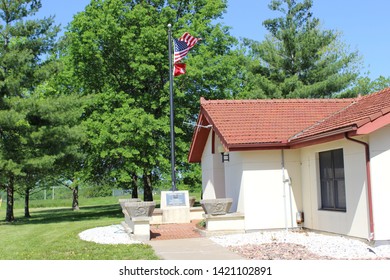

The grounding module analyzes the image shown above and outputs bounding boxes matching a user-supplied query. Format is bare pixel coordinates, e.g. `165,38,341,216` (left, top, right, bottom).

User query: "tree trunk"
72,185,79,211
6,175,15,222
131,173,138,198
142,172,153,201
24,188,31,218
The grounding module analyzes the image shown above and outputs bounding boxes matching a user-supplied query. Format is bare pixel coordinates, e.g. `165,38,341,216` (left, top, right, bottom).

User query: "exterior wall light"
217,145,230,163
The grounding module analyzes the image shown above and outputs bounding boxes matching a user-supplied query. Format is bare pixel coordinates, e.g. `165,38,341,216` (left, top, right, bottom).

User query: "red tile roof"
291,87,390,140
188,87,390,163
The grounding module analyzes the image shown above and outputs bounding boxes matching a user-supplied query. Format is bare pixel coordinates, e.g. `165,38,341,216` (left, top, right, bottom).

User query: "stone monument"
160,190,190,223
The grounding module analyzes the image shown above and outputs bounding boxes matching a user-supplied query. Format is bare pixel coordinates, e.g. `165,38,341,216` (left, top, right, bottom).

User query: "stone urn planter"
200,198,233,215
119,198,142,209
123,201,156,218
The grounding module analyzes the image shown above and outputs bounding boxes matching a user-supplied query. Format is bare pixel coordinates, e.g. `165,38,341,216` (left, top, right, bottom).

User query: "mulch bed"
228,243,335,260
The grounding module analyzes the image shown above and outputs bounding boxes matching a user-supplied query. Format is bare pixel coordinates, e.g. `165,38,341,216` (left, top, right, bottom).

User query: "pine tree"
241,0,361,98
0,0,59,221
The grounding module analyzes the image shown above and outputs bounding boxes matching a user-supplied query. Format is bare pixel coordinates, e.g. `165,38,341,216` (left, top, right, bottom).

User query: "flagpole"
168,23,177,192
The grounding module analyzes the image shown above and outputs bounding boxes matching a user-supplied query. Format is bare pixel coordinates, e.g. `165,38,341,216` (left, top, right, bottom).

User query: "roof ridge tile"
200,98,355,106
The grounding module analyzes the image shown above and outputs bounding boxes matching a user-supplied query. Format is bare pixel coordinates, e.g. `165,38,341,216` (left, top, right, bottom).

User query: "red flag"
174,63,186,76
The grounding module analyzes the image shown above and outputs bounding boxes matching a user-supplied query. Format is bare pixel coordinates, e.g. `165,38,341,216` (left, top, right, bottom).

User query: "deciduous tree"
340,75,390,97
64,0,244,199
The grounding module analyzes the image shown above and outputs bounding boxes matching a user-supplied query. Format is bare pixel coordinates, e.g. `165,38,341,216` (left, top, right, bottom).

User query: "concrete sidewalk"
147,237,245,260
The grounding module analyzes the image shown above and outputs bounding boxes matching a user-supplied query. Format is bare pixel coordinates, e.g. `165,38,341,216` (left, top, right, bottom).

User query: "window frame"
318,148,347,212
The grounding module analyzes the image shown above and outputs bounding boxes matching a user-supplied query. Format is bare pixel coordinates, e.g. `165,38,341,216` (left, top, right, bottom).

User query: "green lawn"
0,197,160,260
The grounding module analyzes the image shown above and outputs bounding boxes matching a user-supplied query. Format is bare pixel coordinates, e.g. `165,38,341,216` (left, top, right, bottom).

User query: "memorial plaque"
166,192,186,206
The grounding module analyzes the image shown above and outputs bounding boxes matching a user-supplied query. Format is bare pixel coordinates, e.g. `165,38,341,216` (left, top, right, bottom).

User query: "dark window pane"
321,180,334,208
336,179,346,210
333,149,345,179
320,151,333,179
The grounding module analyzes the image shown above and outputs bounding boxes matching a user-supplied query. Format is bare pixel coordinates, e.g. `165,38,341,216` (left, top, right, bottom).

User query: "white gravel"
210,230,390,259
79,224,142,245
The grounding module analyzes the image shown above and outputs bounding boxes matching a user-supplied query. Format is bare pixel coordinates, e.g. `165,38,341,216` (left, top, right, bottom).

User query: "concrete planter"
119,200,155,241
123,201,156,218
119,198,142,209
200,198,233,215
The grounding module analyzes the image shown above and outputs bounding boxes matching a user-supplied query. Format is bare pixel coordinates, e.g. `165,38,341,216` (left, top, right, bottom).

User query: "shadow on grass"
1,204,123,226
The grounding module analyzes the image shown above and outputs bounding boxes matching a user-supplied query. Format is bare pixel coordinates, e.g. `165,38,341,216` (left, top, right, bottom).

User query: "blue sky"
39,0,390,80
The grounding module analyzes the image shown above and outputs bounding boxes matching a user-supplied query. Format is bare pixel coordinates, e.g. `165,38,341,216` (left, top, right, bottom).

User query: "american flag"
173,32,200,63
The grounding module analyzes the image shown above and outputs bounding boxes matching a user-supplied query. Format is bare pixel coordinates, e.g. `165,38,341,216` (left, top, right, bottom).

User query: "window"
319,149,346,211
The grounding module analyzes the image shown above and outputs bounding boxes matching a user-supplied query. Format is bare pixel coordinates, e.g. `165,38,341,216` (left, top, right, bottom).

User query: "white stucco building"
189,88,390,242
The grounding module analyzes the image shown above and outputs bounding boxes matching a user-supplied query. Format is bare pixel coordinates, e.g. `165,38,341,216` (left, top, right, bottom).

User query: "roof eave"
289,126,358,148
187,113,212,163
355,112,390,135
227,142,289,151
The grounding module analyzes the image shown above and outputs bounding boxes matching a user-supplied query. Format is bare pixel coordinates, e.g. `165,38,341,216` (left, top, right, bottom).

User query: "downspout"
281,150,288,231
344,133,375,241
